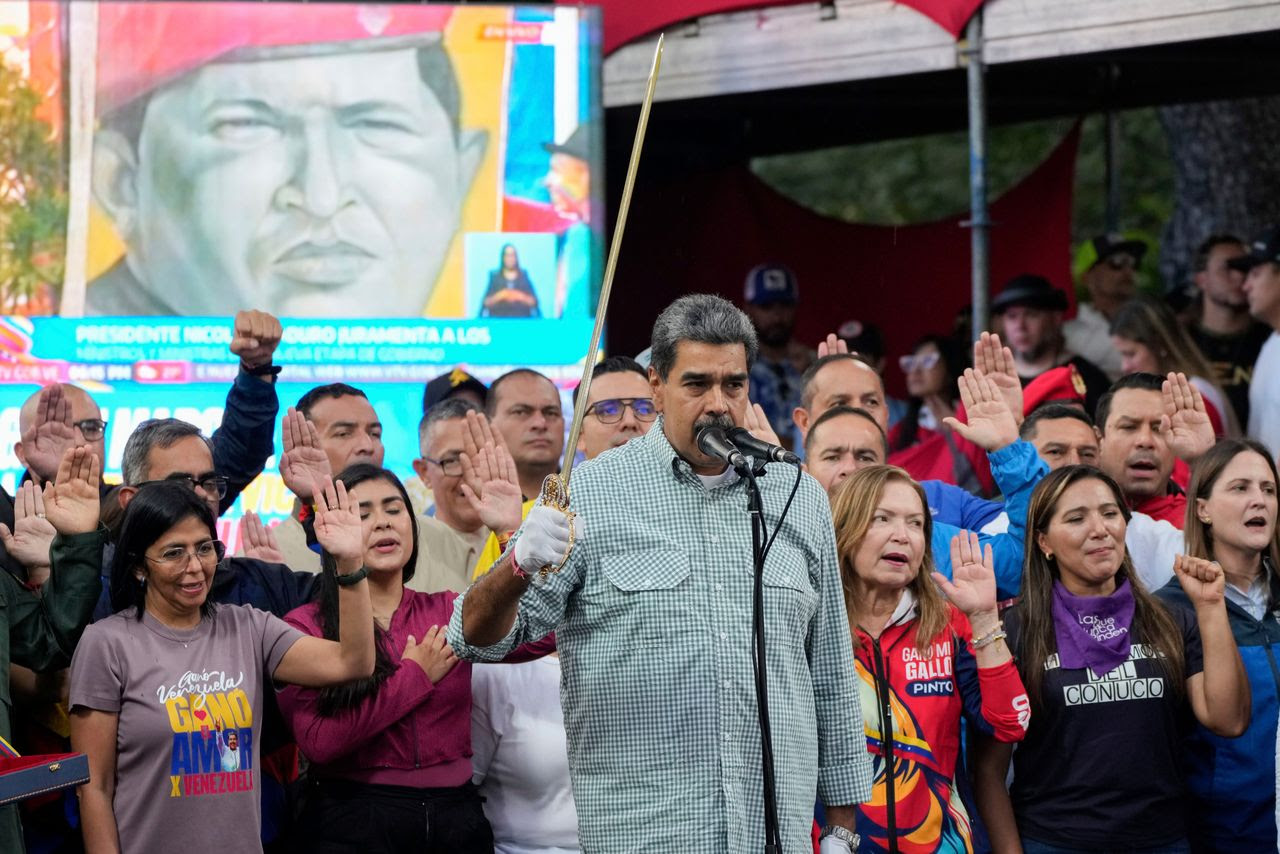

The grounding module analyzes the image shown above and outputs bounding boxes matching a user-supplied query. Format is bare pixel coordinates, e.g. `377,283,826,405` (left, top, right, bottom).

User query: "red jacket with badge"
852,598,1028,853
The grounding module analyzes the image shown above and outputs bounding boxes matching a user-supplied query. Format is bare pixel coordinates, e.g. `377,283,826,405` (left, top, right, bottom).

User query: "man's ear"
118,485,138,511
91,130,142,243
411,458,429,484
792,406,810,436
648,366,664,413
456,128,489,197
13,442,25,471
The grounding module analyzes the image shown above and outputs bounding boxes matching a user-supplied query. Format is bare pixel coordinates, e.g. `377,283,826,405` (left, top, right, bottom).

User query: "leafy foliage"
0,61,66,313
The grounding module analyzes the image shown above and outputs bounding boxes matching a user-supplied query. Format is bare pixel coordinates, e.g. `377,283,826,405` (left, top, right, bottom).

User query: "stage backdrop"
606,127,1082,398
0,1,605,549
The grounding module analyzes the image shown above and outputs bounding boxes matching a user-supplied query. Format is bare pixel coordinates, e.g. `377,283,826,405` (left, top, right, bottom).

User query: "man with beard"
1095,372,1215,527
1188,234,1272,428
1237,226,1280,457
743,264,815,450
992,274,1111,414
449,294,871,854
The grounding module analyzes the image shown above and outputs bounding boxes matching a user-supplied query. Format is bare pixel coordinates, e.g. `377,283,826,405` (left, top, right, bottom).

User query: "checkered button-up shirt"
449,419,872,853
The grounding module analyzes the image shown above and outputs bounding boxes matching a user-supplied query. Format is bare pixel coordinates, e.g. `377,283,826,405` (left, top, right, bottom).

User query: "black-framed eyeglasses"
136,474,230,499
423,455,464,477
587,398,657,424
145,539,226,567
74,419,107,440
1105,254,1138,271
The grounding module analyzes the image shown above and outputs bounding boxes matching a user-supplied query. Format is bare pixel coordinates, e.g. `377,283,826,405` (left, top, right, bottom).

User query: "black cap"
1089,233,1148,265
423,368,488,414
544,123,591,161
991,274,1069,314
1227,225,1280,272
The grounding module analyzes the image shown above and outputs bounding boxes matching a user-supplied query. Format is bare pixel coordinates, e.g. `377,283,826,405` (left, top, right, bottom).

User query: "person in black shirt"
1186,234,1272,426
972,465,1248,853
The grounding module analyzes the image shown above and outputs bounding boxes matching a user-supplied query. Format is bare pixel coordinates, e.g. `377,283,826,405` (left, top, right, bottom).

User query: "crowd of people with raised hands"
0,222,1279,853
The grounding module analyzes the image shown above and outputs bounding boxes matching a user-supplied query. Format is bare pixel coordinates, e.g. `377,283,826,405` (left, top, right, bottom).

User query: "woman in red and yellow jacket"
830,465,1029,854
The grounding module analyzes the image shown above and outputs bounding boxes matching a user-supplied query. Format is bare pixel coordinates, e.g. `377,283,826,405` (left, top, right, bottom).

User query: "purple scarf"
1051,579,1136,677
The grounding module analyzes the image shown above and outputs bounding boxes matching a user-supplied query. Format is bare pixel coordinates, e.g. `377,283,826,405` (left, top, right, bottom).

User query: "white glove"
819,836,854,854
513,505,584,571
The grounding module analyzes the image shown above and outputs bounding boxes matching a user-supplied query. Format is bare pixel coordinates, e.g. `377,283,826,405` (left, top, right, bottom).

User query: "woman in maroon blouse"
279,464,553,853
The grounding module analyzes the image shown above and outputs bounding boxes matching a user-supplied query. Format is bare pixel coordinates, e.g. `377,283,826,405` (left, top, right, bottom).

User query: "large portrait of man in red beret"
84,3,487,317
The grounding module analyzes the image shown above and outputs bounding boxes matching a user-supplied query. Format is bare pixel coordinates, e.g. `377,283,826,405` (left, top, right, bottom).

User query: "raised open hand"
311,476,363,568
230,310,283,372
20,384,77,482
1162,372,1214,461
0,481,56,570
816,332,850,359
934,530,997,617
460,443,524,533
402,625,460,684
943,368,1019,452
1172,554,1225,609
743,401,782,447
238,511,285,563
973,332,1024,424
280,408,331,501
41,446,101,536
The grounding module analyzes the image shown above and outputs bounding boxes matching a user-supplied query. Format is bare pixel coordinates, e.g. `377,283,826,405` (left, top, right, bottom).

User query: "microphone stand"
742,464,782,854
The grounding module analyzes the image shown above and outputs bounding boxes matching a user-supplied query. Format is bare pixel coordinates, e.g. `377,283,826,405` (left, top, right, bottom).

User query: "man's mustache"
693,414,735,435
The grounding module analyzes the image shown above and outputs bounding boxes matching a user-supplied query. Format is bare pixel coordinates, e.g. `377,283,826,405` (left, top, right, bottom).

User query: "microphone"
696,426,749,472
727,427,801,465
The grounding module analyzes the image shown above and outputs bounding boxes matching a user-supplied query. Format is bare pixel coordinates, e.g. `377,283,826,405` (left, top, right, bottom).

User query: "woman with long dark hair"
481,243,541,318
974,465,1249,854
888,335,993,494
70,477,374,853
1110,296,1239,436
278,464,553,853
831,464,1028,852
1155,438,1280,851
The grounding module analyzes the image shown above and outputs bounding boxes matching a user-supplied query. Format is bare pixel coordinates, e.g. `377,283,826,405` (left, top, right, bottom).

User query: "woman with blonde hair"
830,464,1028,853
974,464,1249,854
1154,438,1280,851
1110,295,1239,436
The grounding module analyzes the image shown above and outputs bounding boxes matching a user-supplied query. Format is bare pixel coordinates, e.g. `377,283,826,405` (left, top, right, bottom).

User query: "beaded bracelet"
971,624,1007,650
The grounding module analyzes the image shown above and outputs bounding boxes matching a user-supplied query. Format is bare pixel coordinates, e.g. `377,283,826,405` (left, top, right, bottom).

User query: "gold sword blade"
555,34,665,490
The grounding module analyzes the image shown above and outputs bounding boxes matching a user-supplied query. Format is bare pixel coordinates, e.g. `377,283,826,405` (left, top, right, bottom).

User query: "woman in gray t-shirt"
70,476,376,853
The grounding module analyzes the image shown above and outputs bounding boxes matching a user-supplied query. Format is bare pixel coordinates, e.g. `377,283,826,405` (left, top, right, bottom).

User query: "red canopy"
608,127,1082,397
564,0,986,55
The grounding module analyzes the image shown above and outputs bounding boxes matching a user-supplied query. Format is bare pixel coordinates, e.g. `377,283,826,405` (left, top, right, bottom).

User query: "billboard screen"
0,1,604,547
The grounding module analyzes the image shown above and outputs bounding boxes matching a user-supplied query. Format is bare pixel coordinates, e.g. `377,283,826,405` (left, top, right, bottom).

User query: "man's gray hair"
418,397,480,447
649,294,759,380
121,419,211,485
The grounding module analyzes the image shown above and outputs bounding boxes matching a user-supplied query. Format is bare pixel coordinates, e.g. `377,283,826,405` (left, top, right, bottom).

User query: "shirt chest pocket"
597,550,694,647
761,546,818,634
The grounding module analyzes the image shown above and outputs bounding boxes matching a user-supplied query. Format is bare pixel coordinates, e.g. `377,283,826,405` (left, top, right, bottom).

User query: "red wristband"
511,553,529,579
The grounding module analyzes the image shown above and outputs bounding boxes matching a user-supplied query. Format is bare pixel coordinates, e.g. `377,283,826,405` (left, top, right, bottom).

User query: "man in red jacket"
1094,372,1214,528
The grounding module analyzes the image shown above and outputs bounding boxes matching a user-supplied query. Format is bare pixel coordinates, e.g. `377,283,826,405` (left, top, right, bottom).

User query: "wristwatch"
334,565,370,586
819,825,860,848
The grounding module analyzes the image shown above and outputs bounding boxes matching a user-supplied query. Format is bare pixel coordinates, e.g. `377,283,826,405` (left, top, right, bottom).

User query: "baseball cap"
544,123,591,161
743,264,799,306
96,4,453,115
1227,226,1280,272
1078,233,1148,273
990,274,1069,315
1022,364,1088,416
423,368,488,414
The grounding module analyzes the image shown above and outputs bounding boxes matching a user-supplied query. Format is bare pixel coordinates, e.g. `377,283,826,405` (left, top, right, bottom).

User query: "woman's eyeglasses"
898,353,941,373
146,540,226,567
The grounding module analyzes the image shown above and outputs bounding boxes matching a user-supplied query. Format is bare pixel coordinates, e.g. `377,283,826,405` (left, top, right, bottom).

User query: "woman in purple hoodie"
278,464,553,854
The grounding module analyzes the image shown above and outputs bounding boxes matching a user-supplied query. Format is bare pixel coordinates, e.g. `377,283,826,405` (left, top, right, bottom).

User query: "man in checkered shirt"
449,294,871,853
